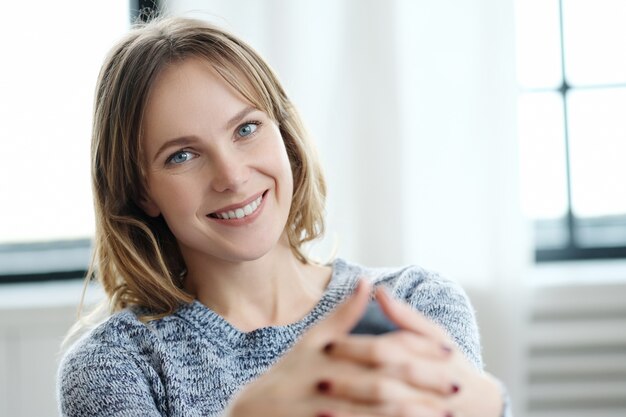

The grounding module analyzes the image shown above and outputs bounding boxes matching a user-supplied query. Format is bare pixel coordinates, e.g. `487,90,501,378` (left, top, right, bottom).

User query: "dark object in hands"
350,300,399,335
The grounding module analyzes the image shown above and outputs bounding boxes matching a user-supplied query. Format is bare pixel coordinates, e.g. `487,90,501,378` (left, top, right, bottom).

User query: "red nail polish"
323,342,335,353
316,380,332,393
451,383,460,394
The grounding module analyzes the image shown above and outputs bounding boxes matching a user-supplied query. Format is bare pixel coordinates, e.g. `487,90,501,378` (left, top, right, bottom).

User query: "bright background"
1,1,626,416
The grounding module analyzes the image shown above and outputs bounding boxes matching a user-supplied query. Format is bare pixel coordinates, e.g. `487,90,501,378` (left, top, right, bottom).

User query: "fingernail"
450,383,460,394
316,380,332,393
444,412,454,417
323,342,335,354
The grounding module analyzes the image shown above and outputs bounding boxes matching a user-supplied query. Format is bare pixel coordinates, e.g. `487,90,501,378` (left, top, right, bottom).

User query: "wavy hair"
79,16,326,323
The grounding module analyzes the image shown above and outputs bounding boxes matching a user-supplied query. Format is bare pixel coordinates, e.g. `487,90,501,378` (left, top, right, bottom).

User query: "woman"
58,16,510,417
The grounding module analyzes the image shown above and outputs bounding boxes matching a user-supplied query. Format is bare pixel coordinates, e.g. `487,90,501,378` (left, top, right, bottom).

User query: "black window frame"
130,0,160,22
526,0,626,263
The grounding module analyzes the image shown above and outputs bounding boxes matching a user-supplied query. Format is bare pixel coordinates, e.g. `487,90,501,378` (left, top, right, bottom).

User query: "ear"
139,194,161,218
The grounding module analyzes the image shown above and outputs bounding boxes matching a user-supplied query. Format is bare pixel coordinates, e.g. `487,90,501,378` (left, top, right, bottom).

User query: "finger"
383,360,461,396
325,372,420,404
308,279,372,341
317,370,452,410
326,331,452,367
313,397,387,417
374,287,451,345
374,402,453,417
368,401,453,417
323,336,458,396
316,397,452,417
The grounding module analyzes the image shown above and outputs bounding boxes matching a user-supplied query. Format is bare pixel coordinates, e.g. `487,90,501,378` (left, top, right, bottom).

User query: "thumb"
309,279,372,340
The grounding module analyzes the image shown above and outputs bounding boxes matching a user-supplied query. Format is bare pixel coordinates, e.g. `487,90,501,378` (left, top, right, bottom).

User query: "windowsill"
0,279,104,310
528,258,626,287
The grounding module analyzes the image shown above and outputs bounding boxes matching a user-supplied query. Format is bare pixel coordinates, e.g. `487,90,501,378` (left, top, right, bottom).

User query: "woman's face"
140,58,294,265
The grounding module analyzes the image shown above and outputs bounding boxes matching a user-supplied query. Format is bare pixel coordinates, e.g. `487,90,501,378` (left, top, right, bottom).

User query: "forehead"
147,57,247,115
142,58,255,145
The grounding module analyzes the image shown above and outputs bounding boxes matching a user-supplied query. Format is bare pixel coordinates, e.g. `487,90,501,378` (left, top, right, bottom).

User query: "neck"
181,236,332,331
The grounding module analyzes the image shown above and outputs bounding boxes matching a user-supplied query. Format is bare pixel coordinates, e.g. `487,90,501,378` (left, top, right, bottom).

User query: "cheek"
149,176,198,215
259,132,294,188
276,143,295,195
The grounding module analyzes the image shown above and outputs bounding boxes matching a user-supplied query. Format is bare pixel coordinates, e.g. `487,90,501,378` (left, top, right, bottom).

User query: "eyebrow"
226,105,257,130
152,137,197,163
152,106,259,163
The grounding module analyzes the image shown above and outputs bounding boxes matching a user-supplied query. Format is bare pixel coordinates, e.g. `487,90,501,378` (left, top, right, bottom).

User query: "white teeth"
215,194,264,220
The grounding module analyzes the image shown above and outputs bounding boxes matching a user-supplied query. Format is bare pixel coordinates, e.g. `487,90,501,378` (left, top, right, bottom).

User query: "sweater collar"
172,258,360,351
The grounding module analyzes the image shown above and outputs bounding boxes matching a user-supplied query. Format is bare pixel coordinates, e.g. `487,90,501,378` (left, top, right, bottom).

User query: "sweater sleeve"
58,343,166,417
401,268,514,417
396,268,483,369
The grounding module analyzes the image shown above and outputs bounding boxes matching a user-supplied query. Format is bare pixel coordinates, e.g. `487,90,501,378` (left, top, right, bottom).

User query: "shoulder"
61,309,154,363
335,258,483,368
334,258,468,306
59,305,196,374
57,309,173,416
58,309,156,387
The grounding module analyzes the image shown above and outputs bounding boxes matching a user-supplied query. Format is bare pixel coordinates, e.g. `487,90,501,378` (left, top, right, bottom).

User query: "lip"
207,190,268,225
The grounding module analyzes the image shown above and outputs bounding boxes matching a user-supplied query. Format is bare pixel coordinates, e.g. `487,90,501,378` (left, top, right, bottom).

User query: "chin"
215,237,285,264
218,249,275,265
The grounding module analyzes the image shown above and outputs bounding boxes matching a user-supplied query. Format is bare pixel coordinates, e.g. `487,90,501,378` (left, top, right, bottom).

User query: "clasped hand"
225,281,503,417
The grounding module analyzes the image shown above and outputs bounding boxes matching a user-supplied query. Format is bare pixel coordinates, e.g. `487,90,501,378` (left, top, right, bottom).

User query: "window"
517,0,626,262
0,2,131,283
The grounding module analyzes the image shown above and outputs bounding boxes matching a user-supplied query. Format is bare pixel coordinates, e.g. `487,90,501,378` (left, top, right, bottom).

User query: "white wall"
394,2,529,412
0,1,564,415
162,0,528,274
3,2,626,417
161,2,528,413
0,282,88,417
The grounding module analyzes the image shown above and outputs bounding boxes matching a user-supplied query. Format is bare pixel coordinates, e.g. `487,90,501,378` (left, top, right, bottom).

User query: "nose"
209,148,249,193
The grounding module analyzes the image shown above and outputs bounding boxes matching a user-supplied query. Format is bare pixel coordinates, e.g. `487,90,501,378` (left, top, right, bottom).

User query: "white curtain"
162,1,530,413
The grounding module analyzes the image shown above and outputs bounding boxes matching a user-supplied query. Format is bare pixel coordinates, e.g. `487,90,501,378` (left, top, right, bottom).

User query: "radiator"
526,282,626,417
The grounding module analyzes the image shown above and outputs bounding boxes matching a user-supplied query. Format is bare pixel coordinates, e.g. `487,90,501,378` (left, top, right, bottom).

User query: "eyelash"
237,120,262,139
163,120,263,167
165,149,196,166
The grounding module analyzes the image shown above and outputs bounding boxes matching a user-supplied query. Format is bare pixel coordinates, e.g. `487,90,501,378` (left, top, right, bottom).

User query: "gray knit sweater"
57,258,494,417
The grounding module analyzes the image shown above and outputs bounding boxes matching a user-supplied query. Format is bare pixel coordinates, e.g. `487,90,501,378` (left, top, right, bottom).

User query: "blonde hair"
82,16,327,322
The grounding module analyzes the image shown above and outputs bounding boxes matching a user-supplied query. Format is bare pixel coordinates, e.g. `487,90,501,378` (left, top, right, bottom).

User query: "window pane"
515,0,562,89
577,216,626,248
563,0,626,85
0,1,128,244
568,88,626,218
535,218,569,250
518,92,568,220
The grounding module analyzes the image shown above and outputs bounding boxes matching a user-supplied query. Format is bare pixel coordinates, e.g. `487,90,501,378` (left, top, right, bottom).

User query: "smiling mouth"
208,191,267,220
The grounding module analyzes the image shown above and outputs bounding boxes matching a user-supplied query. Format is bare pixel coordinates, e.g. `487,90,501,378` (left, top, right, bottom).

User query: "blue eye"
167,150,193,165
238,122,258,137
